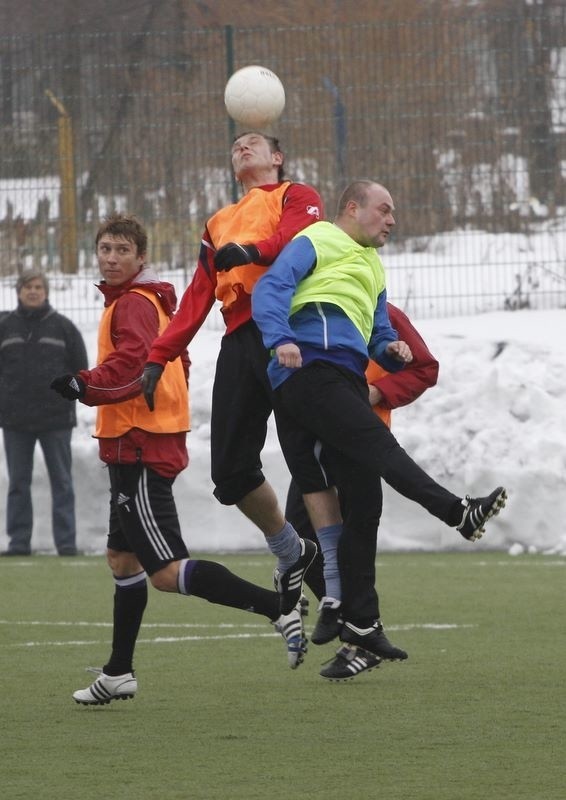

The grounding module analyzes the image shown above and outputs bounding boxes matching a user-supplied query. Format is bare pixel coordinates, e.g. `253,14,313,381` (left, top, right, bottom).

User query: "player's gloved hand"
50,374,86,400
214,242,260,272
142,362,164,411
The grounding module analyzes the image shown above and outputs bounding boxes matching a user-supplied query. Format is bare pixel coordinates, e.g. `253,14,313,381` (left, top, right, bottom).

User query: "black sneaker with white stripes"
320,644,381,681
274,538,317,615
456,486,507,541
341,621,408,661
311,597,343,645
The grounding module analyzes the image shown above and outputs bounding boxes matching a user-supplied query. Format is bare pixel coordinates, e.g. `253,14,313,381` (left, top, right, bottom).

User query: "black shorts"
209,320,274,505
107,463,189,576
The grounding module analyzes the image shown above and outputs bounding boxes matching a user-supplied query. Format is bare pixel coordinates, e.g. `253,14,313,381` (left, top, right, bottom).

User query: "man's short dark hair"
95,213,148,256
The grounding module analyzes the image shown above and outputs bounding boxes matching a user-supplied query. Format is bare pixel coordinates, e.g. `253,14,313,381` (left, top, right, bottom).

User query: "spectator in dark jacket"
0,269,88,555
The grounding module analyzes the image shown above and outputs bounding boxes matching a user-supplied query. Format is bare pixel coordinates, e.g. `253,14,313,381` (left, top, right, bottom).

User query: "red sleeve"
254,183,323,264
79,292,160,406
372,305,439,409
148,237,217,366
180,350,190,383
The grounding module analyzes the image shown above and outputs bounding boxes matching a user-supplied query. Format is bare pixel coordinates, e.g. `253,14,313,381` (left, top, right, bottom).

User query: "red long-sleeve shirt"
78,269,189,478
367,303,439,412
148,182,323,365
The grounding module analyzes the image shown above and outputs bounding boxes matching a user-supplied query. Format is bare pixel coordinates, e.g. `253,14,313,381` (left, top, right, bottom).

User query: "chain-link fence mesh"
0,5,565,322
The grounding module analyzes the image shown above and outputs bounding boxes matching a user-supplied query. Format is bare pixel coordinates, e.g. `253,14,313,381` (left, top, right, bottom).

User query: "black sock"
180,559,279,620
104,571,148,676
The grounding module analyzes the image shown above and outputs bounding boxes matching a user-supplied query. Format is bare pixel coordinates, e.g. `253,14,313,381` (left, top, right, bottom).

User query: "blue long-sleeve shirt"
252,234,404,389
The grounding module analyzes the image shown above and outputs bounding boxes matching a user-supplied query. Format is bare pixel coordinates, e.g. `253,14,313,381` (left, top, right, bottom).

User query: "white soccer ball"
224,65,286,129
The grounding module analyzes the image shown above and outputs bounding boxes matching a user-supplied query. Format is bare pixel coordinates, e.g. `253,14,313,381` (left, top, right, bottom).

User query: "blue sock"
317,523,342,601
266,521,301,573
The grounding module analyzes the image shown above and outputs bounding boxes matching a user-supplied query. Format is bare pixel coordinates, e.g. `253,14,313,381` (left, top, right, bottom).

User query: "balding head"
335,180,395,248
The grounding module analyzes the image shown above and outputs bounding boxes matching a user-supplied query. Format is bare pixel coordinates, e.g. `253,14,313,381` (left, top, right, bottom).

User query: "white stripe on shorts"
135,467,175,560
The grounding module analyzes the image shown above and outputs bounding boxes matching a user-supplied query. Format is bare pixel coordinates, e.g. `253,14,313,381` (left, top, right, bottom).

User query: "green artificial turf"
1,551,564,800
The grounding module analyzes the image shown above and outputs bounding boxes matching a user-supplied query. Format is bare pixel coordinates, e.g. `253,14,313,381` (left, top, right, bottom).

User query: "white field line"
2,557,565,570
0,620,476,649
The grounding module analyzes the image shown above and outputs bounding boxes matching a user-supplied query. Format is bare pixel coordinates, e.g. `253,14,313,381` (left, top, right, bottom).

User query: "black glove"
142,362,164,411
214,242,260,272
50,374,86,400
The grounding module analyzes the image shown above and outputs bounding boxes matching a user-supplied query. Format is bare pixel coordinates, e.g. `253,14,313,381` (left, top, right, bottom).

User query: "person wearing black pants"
275,360,464,623
253,179,507,680
285,302,441,630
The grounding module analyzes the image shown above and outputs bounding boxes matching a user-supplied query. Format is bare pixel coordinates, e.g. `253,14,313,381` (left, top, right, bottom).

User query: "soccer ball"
224,65,286,129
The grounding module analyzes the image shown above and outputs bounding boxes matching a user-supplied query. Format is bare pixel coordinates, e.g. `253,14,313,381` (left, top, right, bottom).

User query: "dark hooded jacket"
0,301,88,432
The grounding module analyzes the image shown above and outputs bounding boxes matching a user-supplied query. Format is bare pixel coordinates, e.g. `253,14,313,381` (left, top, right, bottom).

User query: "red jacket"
148,182,323,366
79,268,189,478
366,303,439,426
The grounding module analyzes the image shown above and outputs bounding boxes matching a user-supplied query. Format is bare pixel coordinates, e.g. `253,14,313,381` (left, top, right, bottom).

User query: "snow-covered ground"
1,305,564,556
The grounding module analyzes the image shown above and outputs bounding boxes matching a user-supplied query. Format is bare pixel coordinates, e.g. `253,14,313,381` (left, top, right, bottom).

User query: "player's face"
18,278,47,309
97,235,145,286
353,185,396,248
231,133,282,180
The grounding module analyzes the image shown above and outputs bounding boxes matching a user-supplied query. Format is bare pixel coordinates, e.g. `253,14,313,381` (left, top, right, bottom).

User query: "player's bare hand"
275,342,302,368
368,385,382,405
386,340,413,363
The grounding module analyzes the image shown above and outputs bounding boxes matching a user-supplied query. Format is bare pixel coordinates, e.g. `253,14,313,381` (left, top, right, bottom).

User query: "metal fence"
1,5,565,323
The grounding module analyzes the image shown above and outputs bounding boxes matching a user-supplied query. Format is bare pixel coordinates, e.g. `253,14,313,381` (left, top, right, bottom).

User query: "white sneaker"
73,669,137,705
273,595,309,669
